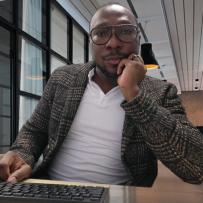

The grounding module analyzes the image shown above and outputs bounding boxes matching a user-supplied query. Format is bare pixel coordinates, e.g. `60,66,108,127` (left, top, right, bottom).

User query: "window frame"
0,0,90,147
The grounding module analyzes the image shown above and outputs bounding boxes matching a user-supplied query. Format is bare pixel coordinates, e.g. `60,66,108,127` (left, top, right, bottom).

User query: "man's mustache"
103,53,128,60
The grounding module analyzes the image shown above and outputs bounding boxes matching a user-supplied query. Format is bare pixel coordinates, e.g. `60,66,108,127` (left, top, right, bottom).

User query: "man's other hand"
0,151,32,182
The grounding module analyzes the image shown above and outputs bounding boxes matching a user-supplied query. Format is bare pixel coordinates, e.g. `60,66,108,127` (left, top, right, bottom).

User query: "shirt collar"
88,68,95,83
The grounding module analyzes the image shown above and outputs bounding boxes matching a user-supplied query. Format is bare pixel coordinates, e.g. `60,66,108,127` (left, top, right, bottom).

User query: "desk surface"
26,178,203,203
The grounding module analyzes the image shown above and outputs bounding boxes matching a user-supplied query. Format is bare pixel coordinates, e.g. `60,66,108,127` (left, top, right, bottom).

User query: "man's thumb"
7,175,17,183
7,165,32,183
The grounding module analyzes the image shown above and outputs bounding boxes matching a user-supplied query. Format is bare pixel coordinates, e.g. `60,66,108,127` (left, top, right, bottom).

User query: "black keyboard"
0,181,109,203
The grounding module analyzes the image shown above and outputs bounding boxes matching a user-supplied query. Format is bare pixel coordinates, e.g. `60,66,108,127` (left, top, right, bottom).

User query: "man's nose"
105,33,122,49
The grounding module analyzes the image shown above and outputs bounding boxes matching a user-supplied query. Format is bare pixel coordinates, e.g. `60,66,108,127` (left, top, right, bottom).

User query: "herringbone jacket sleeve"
121,78,203,184
10,70,60,168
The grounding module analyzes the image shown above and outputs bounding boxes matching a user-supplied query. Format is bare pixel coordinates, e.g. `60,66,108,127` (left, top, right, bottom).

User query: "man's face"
90,5,139,79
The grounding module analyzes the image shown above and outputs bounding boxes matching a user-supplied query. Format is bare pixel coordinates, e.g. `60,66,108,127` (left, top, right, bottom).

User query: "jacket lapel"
56,62,95,143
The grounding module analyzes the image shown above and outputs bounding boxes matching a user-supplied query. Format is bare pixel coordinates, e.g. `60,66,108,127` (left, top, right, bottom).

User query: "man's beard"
95,63,119,84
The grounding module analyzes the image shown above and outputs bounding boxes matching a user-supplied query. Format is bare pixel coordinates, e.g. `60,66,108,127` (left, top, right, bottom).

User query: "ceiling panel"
69,0,93,21
194,0,203,91
174,0,189,90
162,0,186,91
96,0,129,8
132,0,163,18
144,18,168,42
185,0,194,91
153,41,172,58
162,0,203,92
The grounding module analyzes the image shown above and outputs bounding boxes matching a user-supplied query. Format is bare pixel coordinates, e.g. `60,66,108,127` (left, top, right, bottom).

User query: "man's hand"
117,54,146,101
0,151,32,183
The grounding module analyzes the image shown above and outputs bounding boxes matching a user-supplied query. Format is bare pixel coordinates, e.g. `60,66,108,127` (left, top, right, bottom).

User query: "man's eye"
120,28,134,35
95,29,108,37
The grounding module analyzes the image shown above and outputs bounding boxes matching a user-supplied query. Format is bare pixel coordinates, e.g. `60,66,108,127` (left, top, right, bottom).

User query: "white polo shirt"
48,69,129,184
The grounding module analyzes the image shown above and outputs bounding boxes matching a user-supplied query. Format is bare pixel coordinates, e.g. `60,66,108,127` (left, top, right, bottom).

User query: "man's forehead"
90,4,137,29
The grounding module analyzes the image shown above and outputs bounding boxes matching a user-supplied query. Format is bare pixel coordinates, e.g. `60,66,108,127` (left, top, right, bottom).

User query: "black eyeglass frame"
90,24,140,45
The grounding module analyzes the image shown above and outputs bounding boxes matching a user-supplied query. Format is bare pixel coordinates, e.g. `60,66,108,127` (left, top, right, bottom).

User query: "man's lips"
104,56,124,65
106,58,121,65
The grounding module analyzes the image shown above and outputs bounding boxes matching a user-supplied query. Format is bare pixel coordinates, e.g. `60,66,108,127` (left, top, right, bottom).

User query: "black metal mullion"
0,16,15,30
69,19,73,63
10,0,18,142
50,49,70,64
0,115,11,119
19,91,41,100
46,0,51,84
84,33,89,63
10,32,17,143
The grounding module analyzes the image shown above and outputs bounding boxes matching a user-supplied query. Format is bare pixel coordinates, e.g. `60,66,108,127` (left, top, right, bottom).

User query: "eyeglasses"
90,24,139,45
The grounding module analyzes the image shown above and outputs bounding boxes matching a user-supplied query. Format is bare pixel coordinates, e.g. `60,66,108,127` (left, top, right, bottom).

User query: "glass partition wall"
0,0,89,152
0,26,11,152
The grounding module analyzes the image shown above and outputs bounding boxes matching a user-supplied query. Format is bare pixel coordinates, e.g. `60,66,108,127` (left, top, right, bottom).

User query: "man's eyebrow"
92,21,135,29
94,23,109,28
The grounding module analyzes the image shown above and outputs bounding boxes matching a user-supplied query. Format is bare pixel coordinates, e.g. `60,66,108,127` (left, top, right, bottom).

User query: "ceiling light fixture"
141,43,159,69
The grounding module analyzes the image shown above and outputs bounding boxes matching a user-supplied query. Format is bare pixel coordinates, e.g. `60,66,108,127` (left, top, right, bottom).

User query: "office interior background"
0,0,203,154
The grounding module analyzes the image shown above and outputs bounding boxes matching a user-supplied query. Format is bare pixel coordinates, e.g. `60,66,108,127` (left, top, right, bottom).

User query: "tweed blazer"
11,61,203,186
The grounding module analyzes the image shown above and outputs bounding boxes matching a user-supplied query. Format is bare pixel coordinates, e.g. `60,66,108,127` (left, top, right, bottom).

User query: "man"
0,3,203,187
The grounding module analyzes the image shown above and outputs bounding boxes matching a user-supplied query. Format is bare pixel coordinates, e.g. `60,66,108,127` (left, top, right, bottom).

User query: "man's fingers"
0,153,14,180
0,151,32,182
0,161,10,180
0,154,3,160
7,176,17,183
117,59,127,75
128,54,144,64
7,164,32,183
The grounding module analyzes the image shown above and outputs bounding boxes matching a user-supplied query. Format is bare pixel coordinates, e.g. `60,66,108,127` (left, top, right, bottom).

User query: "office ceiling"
66,0,203,93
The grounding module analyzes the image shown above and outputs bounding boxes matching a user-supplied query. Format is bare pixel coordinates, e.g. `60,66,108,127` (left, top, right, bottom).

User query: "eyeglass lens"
91,25,138,45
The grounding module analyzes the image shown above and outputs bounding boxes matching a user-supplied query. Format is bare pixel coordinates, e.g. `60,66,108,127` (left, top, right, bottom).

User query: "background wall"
180,91,203,126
